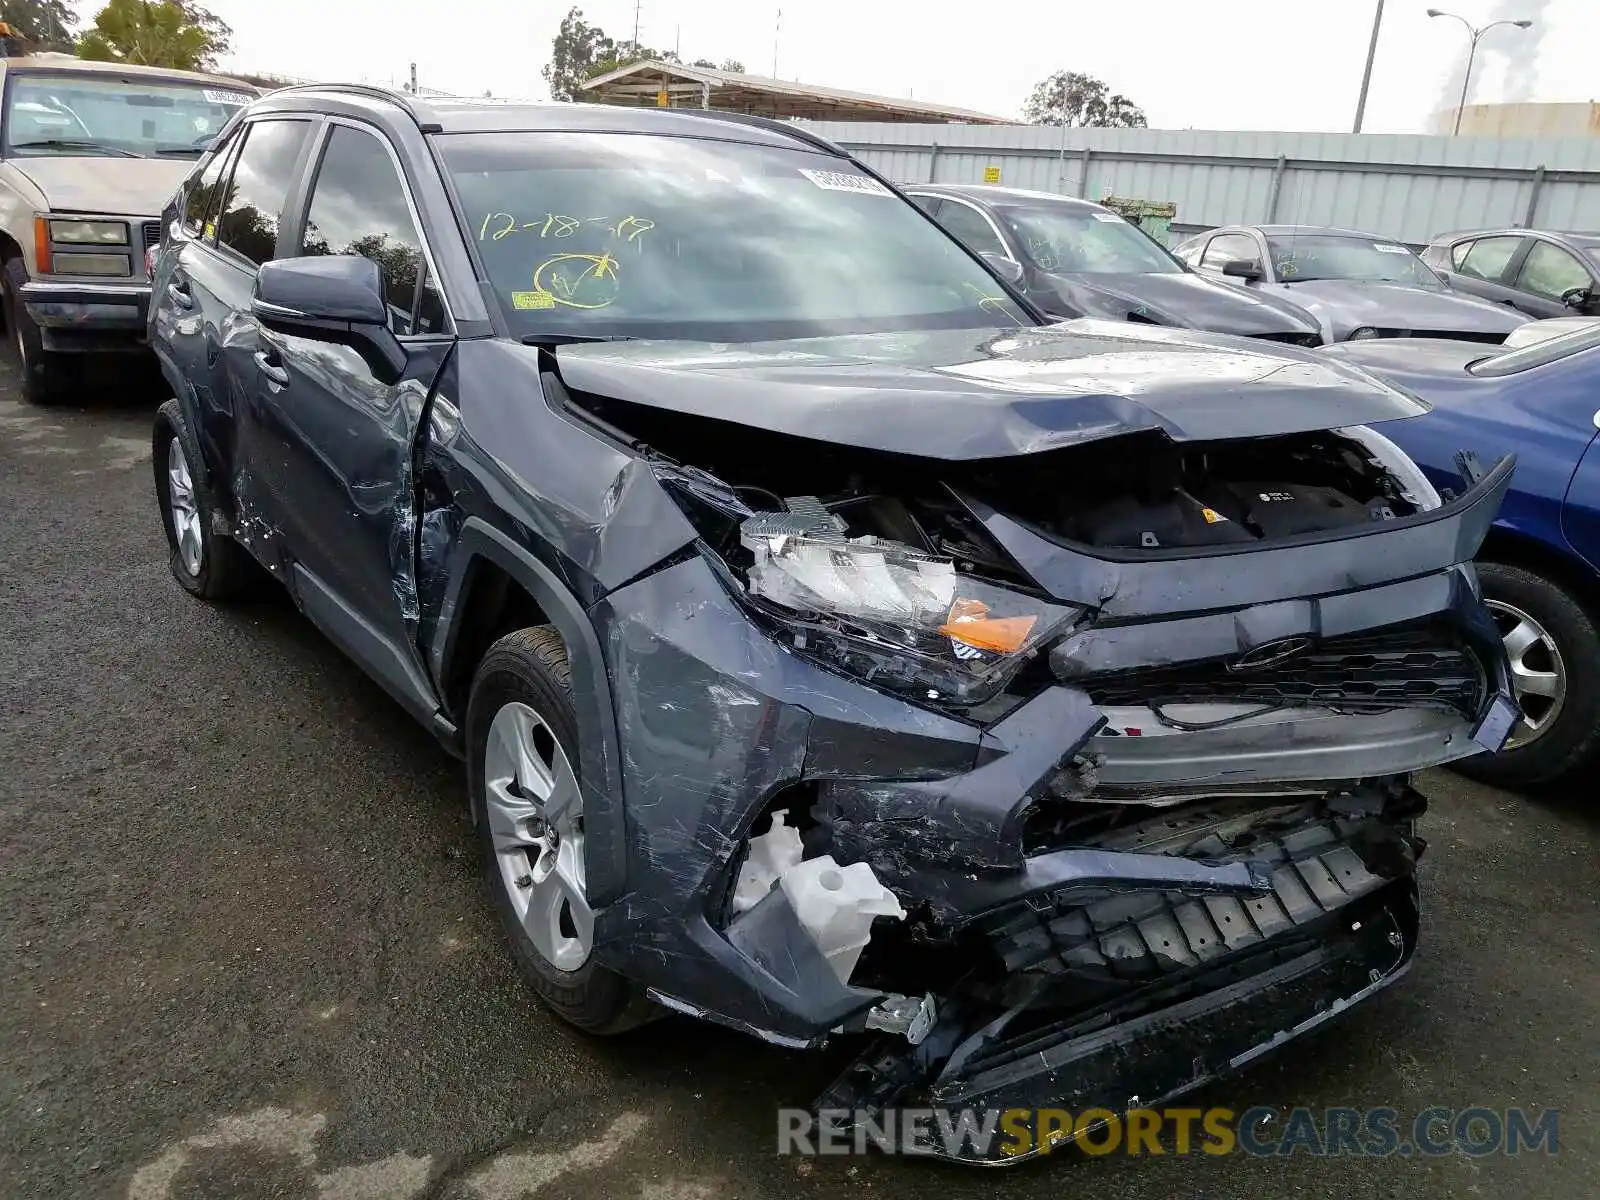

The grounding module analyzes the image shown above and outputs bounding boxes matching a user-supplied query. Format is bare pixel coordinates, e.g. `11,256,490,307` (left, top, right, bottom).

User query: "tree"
543,7,616,101
0,0,77,51
76,0,230,71
1022,70,1148,128
692,57,745,72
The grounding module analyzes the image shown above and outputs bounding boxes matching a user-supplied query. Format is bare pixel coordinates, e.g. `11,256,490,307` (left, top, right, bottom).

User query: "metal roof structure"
579,59,1013,125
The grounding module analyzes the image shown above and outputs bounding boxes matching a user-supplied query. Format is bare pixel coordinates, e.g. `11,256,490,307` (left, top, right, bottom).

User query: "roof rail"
261,81,437,127
660,108,847,156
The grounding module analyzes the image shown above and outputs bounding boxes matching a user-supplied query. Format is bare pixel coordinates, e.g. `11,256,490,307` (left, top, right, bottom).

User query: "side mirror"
980,251,1025,287
252,255,406,382
1221,258,1263,281
1562,285,1595,312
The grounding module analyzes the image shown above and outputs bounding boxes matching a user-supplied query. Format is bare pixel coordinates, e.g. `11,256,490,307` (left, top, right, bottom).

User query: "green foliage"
1023,70,1148,128
76,0,230,71
0,0,77,51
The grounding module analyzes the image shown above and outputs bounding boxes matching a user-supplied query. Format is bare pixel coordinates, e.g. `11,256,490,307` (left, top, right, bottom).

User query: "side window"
217,119,313,267
1516,241,1592,301
181,128,240,237
1174,240,1204,267
1448,239,1475,269
299,124,445,335
909,195,942,217
1457,235,1522,283
1202,232,1258,269
934,202,1005,258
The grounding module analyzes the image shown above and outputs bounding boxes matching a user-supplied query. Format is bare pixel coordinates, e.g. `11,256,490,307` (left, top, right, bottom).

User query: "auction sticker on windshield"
1372,243,1411,254
202,88,253,106
799,168,891,196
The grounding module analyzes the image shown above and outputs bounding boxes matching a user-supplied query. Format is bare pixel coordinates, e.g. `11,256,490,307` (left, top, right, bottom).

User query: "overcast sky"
131,0,1593,132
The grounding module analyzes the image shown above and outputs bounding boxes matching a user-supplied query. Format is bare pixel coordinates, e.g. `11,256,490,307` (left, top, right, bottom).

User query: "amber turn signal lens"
939,597,1038,654
32,215,51,274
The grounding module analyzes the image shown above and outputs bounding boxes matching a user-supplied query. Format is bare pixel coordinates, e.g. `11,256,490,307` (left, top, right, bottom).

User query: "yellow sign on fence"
982,165,1001,184
656,88,670,107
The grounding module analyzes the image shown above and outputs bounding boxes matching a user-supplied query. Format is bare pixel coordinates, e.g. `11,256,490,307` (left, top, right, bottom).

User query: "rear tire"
467,626,653,1034
1454,561,1600,791
152,398,260,601
1,257,72,406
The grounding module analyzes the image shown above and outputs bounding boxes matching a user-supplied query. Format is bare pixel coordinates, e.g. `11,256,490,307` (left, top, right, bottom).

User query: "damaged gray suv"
148,86,1520,1163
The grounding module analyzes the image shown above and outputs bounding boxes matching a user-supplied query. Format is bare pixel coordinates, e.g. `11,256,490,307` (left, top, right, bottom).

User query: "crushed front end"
569,372,1516,1165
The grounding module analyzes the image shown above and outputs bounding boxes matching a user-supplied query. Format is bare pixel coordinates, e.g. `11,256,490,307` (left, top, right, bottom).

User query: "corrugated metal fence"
801,122,1600,245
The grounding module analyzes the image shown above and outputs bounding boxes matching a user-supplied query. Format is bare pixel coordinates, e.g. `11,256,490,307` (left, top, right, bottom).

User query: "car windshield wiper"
11,138,143,158
152,145,204,157
519,332,638,347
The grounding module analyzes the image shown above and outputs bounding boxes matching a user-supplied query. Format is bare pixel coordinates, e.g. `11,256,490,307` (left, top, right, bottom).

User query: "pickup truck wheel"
2,257,70,406
467,626,653,1034
152,399,259,600
1454,561,1600,791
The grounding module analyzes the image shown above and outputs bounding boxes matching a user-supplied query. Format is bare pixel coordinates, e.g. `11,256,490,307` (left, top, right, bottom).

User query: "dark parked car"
1175,224,1529,344
1326,324,1600,791
904,184,1324,345
1421,227,1600,321
149,86,1518,1163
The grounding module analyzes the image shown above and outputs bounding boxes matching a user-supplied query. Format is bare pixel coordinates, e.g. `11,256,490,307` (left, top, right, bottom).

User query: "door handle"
166,278,193,309
253,349,289,387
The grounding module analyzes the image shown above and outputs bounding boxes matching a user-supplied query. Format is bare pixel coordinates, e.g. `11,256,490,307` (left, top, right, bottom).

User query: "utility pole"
773,8,781,77
1351,0,1384,134
632,0,642,57
408,62,418,94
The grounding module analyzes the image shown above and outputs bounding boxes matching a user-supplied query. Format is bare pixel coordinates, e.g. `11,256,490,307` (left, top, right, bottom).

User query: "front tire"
1455,561,1600,791
152,399,259,601
1,257,72,406
467,626,651,1034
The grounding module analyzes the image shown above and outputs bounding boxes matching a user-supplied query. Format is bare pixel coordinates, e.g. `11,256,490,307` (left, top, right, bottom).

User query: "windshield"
1469,321,1600,377
999,204,1182,275
1265,234,1443,289
3,72,251,159
437,132,1029,341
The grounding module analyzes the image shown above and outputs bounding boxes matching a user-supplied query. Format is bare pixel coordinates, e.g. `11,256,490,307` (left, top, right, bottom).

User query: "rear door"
161,116,316,551
203,116,320,561
1446,234,1528,309
251,119,453,675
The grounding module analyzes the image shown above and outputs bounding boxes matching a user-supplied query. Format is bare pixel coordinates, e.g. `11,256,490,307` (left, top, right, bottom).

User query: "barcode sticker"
203,89,253,106
799,168,891,196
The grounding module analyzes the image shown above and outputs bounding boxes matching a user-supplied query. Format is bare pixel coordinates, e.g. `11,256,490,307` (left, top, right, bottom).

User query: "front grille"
1083,625,1485,716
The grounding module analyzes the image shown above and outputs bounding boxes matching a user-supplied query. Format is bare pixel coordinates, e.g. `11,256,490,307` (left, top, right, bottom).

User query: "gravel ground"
1,382,1595,1200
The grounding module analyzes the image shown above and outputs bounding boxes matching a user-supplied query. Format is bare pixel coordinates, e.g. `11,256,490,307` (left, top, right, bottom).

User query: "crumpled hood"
1267,279,1529,337
7,155,190,215
550,319,1428,460
1045,271,1320,338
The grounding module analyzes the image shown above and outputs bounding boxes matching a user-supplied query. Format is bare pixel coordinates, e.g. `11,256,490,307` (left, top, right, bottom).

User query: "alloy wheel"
1486,598,1566,749
166,436,204,577
483,700,592,970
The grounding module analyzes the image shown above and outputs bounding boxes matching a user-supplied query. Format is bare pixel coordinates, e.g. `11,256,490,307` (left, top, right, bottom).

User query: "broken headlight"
1338,425,1443,512
734,497,1080,705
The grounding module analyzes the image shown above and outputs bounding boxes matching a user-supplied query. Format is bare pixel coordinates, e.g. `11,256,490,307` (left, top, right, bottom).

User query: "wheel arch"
433,517,627,907
1479,525,1600,617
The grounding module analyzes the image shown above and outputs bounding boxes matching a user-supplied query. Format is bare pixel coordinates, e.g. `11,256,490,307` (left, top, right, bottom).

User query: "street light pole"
1352,0,1385,134
1426,9,1535,136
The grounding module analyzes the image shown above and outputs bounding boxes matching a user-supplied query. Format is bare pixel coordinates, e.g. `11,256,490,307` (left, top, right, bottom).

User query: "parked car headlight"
734,514,1081,704
49,219,128,245
1349,326,1382,340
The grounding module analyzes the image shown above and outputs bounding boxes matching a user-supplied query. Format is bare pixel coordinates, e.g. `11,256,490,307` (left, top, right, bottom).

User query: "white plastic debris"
779,855,906,983
730,811,804,916
864,993,938,1045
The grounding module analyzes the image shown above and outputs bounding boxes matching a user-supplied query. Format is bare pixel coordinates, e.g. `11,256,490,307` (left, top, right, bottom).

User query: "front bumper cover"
21,279,151,350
